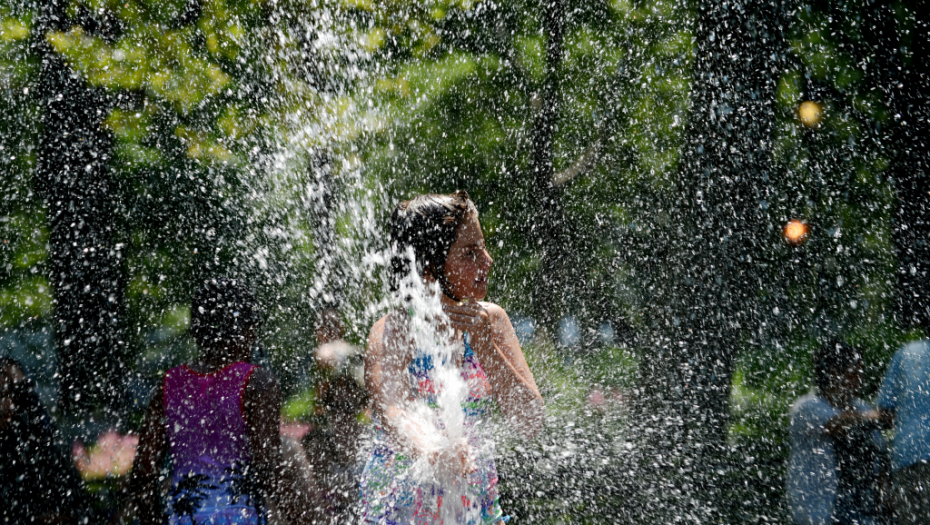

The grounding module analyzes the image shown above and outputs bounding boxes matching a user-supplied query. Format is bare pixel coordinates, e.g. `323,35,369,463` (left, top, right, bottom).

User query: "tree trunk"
636,0,789,520
891,5,930,333
529,0,569,332
35,0,127,417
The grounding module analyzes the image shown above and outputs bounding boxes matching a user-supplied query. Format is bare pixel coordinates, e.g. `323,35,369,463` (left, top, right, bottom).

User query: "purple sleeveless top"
163,362,263,525
164,361,257,480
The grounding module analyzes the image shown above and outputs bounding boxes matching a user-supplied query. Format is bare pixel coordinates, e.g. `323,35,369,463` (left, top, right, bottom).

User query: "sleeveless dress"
359,336,506,524
163,361,265,525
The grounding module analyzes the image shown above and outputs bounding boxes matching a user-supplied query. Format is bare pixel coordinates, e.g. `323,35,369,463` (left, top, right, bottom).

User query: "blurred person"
876,338,930,525
1,357,89,525
301,308,367,522
128,278,318,525
313,309,362,378
269,436,321,525
788,341,890,525
359,191,544,524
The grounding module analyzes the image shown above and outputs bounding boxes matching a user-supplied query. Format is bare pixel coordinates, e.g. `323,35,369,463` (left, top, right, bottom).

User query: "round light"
798,101,823,127
784,220,809,246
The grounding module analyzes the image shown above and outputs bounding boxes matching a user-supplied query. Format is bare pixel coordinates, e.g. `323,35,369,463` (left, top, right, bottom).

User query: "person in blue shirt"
788,341,891,525
876,339,930,525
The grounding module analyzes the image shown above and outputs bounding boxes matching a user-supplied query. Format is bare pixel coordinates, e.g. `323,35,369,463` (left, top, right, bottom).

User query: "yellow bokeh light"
798,101,823,127
784,220,809,246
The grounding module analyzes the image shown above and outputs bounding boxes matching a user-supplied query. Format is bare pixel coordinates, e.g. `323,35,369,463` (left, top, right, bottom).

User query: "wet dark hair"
389,191,477,300
814,340,863,392
190,278,262,350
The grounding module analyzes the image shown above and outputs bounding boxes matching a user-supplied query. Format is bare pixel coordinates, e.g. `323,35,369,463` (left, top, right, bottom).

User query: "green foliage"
0,0,367,409
82,0,352,377
282,387,316,420
718,0,922,457
1,7,46,329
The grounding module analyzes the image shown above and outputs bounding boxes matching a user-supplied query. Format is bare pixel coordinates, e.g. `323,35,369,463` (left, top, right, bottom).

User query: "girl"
130,278,315,525
360,191,544,524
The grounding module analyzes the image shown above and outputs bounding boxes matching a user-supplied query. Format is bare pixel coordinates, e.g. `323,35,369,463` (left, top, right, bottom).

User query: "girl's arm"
445,302,544,439
365,315,431,456
129,381,167,525
243,367,320,525
824,408,881,436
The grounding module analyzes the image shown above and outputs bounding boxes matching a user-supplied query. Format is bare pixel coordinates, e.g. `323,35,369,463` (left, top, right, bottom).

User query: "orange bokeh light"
798,101,823,127
784,220,809,246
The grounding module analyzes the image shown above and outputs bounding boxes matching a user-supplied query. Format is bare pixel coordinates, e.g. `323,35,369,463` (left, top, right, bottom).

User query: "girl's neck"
439,293,461,308
190,353,246,373
422,272,473,307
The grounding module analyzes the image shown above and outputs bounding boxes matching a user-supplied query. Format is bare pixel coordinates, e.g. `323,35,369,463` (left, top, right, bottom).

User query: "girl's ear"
422,264,437,283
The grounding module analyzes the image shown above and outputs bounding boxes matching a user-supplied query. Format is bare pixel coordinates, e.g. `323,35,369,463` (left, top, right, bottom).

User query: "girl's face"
442,213,493,301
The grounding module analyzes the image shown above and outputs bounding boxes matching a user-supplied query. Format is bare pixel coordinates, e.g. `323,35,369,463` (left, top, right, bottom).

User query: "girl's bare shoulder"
477,301,511,325
368,315,388,341
367,310,410,357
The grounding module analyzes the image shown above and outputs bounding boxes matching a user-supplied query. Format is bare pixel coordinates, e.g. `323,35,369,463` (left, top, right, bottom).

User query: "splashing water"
2,0,929,522
387,264,482,524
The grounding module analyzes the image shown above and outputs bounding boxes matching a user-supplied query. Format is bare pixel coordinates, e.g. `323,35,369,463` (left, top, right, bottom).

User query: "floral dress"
359,336,506,524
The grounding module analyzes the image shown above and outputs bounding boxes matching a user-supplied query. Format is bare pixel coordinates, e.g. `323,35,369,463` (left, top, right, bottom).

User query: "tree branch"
552,136,603,187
